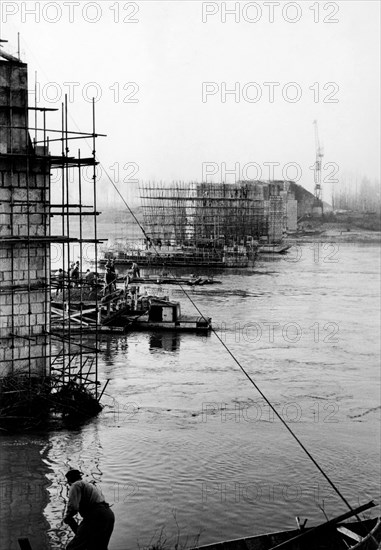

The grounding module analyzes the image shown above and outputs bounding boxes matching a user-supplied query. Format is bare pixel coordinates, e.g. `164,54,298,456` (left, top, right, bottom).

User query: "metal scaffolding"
0,45,105,422
139,180,289,247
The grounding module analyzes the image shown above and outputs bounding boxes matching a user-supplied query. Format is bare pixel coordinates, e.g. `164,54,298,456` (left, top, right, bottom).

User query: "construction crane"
313,120,324,207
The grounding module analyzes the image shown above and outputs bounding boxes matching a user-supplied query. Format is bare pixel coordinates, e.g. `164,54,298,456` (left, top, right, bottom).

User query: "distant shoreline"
288,230,381,244
96,214,381,247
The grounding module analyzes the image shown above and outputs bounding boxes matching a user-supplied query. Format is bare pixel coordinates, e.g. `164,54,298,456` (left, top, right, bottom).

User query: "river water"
1,242,380,550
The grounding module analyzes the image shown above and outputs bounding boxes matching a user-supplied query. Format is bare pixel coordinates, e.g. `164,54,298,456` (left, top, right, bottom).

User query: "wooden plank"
51,307,65,315
67,307,97,318
336,525,363,542
65,316,90,327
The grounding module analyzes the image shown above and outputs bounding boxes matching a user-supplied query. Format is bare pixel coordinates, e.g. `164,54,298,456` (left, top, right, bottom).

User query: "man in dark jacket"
64,469,115,550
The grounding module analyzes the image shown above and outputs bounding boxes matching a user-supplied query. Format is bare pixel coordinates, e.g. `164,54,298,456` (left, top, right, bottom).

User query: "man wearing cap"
64,469,115,550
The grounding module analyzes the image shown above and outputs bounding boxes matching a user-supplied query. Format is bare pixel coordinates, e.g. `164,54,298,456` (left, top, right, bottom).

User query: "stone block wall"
0,60,50,381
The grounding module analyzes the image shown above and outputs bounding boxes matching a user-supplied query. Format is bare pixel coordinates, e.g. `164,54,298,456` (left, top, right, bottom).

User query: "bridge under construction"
139,180,299,247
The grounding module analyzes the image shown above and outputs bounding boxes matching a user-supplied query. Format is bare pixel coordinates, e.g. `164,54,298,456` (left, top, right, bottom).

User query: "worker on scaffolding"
56,268,65,295
84,269,96,288
70,262,80,288
63,469,115,550
131,262,140,279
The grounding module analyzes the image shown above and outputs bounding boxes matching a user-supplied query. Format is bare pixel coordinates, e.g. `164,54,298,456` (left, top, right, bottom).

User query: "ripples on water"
0,244,380,550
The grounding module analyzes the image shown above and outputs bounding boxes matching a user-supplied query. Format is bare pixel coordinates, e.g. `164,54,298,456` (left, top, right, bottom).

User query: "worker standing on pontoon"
110,260,117,291
104,267,114,295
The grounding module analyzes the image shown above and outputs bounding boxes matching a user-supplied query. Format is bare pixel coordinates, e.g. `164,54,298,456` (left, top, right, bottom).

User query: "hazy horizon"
1,1,379,209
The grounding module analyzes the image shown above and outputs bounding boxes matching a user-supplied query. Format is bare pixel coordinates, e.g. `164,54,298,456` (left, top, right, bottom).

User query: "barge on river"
119,297,211,332
51,287,212,334
258,243,291,255
100,244,255,268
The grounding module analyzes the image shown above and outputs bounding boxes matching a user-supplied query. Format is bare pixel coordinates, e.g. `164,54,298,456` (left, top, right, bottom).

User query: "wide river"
1,242,380,550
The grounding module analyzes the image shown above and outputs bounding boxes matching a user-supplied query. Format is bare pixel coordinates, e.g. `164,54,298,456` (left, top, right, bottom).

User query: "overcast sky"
1,1,380,206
